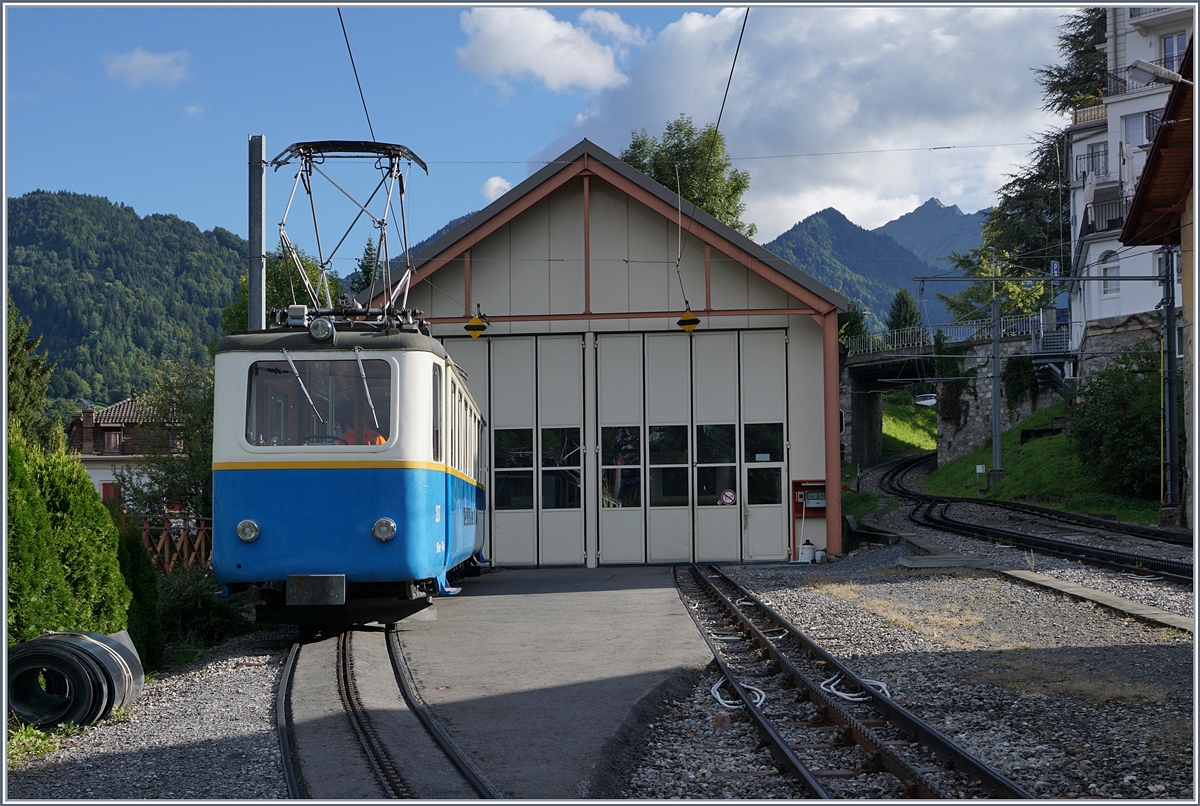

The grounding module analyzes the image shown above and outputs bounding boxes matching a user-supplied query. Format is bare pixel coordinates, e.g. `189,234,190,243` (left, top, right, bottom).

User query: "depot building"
368,140,847,567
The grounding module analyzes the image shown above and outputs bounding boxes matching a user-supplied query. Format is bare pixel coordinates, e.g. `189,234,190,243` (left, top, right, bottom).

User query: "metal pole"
1162,248,1179,509
991,296,1003,476
248,135,267,331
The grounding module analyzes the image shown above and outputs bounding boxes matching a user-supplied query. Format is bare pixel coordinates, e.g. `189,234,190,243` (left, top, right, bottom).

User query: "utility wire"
338,8,376,142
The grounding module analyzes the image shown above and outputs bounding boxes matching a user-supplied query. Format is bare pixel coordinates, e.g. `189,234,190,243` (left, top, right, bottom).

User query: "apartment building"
1064,7,1191,370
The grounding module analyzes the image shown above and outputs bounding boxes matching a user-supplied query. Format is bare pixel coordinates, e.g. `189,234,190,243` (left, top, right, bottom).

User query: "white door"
645,333,692,561
692,331,740,561
490,337,537,564
597,334,645,563
741,331,788,560
538,335,584,564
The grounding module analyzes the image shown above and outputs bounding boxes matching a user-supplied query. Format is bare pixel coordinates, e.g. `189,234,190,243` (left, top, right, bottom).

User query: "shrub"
110,505,165,670
30,447,131,635
6,427,72,644
157,566,255,662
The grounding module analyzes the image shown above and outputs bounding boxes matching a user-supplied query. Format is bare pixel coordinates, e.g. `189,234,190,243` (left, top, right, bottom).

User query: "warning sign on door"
719,489,736,506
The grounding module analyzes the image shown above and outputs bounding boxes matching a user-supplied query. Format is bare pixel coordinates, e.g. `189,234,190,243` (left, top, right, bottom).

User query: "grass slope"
882,402,937,461
921,402,1161,524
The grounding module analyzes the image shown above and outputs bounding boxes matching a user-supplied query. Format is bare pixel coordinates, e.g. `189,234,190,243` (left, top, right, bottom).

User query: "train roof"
214,327,450,359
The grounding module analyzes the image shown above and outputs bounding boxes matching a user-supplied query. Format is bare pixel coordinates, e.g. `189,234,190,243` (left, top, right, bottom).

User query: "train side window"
450,381,457,468
433,364,443,462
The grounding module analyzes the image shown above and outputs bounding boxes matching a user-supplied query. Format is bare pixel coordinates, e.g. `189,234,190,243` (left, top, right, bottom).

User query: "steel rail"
336,630,412,799
880,454,1194,583
384,626,502,799
276,643,304,799
675,567,833,798
694,566,1034,799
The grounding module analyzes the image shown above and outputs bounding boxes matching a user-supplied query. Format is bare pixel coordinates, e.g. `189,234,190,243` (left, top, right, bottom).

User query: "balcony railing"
1075,149,1110,181
1082,197,1130,237
1105,57,1176,98
1071,102,1107,126
1129,7,1172,19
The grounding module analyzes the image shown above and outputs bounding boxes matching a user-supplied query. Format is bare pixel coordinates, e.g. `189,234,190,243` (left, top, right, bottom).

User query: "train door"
692,331,741,561
537,335,584,564
490,337,537,564
596,333,644,563
644,332,692,562
740,331,788,560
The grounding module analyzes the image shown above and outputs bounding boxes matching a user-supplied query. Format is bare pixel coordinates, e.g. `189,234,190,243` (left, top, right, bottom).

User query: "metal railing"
845,313,1081,357
1075,149,1109,181
1105,57,1175,98
1082,196,1130,236
1129,7,1172,19
141,515,212,573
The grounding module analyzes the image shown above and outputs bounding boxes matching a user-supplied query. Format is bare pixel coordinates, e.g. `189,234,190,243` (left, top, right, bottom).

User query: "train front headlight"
236,519,260,543
373,517,397,542
309,317,335,341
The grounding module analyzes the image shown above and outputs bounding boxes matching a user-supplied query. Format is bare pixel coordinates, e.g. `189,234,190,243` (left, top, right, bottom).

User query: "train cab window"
245,358,390,447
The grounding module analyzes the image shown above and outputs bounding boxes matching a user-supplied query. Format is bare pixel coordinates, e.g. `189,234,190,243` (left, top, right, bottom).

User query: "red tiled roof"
93,397,159,425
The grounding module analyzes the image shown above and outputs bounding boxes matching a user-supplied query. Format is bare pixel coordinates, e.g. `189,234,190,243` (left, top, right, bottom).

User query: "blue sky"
5,4,1069,269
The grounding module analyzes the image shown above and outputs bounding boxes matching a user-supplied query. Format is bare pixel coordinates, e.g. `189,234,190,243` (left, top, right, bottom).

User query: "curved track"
676,564,1032,799
878,453,1194,584
277,627,501,799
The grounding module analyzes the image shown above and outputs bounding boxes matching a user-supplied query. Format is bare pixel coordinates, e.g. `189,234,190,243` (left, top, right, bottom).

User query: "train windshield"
245,358,391,447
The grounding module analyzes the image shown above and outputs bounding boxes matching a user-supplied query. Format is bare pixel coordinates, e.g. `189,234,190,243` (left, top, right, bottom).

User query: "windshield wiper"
281,348,325,424
353,347,380,429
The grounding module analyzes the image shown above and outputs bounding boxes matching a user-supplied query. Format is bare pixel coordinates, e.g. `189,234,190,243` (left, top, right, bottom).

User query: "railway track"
675,564,1033,799
878,453,1194,584
278,626,500,799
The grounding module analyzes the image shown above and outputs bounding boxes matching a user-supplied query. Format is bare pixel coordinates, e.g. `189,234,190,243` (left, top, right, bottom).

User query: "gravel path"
7,628,296,800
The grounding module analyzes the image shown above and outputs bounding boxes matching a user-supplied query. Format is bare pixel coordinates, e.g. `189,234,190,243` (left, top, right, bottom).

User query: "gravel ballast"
7,628,296,800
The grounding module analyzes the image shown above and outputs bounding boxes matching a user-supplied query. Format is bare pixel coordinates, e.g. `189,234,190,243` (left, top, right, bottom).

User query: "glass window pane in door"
601,426,641,466
601,468,641,508
495,429,534,468
744,423,784,463
696,466,736,506
542,469,582,509
746,467,782,505
542,427,582,467
695,424,735,464
648,425,688,465
495,471,534,509
649,467,689,507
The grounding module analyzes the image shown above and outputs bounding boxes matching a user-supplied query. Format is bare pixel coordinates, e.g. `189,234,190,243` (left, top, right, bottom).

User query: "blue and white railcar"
211,315,486,624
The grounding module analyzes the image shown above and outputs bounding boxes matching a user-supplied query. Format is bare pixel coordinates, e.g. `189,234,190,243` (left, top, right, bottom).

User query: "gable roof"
1122,40,1193,246
377,139,847,315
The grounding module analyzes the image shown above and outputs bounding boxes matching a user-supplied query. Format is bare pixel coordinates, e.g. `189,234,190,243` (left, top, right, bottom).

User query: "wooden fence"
140,515,212,574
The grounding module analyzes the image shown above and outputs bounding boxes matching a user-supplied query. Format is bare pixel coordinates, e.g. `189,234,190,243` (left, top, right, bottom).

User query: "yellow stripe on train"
211,460,484,488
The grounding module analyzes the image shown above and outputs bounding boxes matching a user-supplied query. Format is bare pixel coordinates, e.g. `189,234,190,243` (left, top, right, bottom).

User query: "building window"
101,482,119,502
1163,33,1188,72
1123,111,1163,146
1101,252,1120,295
104,430,121,453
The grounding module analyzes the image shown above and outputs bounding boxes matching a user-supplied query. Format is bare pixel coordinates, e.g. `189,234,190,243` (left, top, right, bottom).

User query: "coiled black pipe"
8,630,144,729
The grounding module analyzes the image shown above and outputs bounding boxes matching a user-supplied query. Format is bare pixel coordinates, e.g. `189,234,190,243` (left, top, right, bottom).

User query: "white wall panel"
428,260,466,321
538,336,582,427
692,331,739,424
709,253,749,329
740,330,786,423
787,315,826,479
671,238,706,313
644,332,690,425
491,337,535,428
548,182,585,323
597,334,643,425
471,227,511,317
589,182,629,314
628,208,670,312
510,198,550,317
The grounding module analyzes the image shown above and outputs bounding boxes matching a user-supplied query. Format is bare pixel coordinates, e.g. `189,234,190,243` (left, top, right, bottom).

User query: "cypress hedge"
114,512,164,669
6,426,131,645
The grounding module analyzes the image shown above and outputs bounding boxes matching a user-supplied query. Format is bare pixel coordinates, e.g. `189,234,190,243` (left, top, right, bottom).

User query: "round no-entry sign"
719,489,736,506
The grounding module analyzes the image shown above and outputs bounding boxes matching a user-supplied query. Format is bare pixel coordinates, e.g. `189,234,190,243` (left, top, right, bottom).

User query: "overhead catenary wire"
338,7,376,143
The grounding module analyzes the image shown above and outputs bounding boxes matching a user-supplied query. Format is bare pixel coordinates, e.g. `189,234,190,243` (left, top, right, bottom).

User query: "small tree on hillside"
886,288,923,331
115,359,214,519
621,114,756,238
348,237,379,294
7,295,63,451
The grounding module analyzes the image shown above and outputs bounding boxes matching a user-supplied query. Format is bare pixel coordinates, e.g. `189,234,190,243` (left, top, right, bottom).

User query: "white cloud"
481,176,512,202
458,7,630,92
105,47,190,89
184,103,204,117
579,9,648,48
530,6,1066,238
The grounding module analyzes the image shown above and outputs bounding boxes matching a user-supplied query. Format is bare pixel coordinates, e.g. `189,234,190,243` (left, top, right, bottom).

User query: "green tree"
114,359,214,518
839,302,868,341
7,294,63,451
220,242,341,336
1033,8,1108,114
113,508,164,669
886,288,923,330
1069,344,1183,499
348,237,379,294
621,114,756,238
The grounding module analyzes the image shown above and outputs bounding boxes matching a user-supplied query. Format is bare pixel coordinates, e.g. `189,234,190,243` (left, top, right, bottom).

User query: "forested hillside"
763,208,946,329
7,191,247,407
